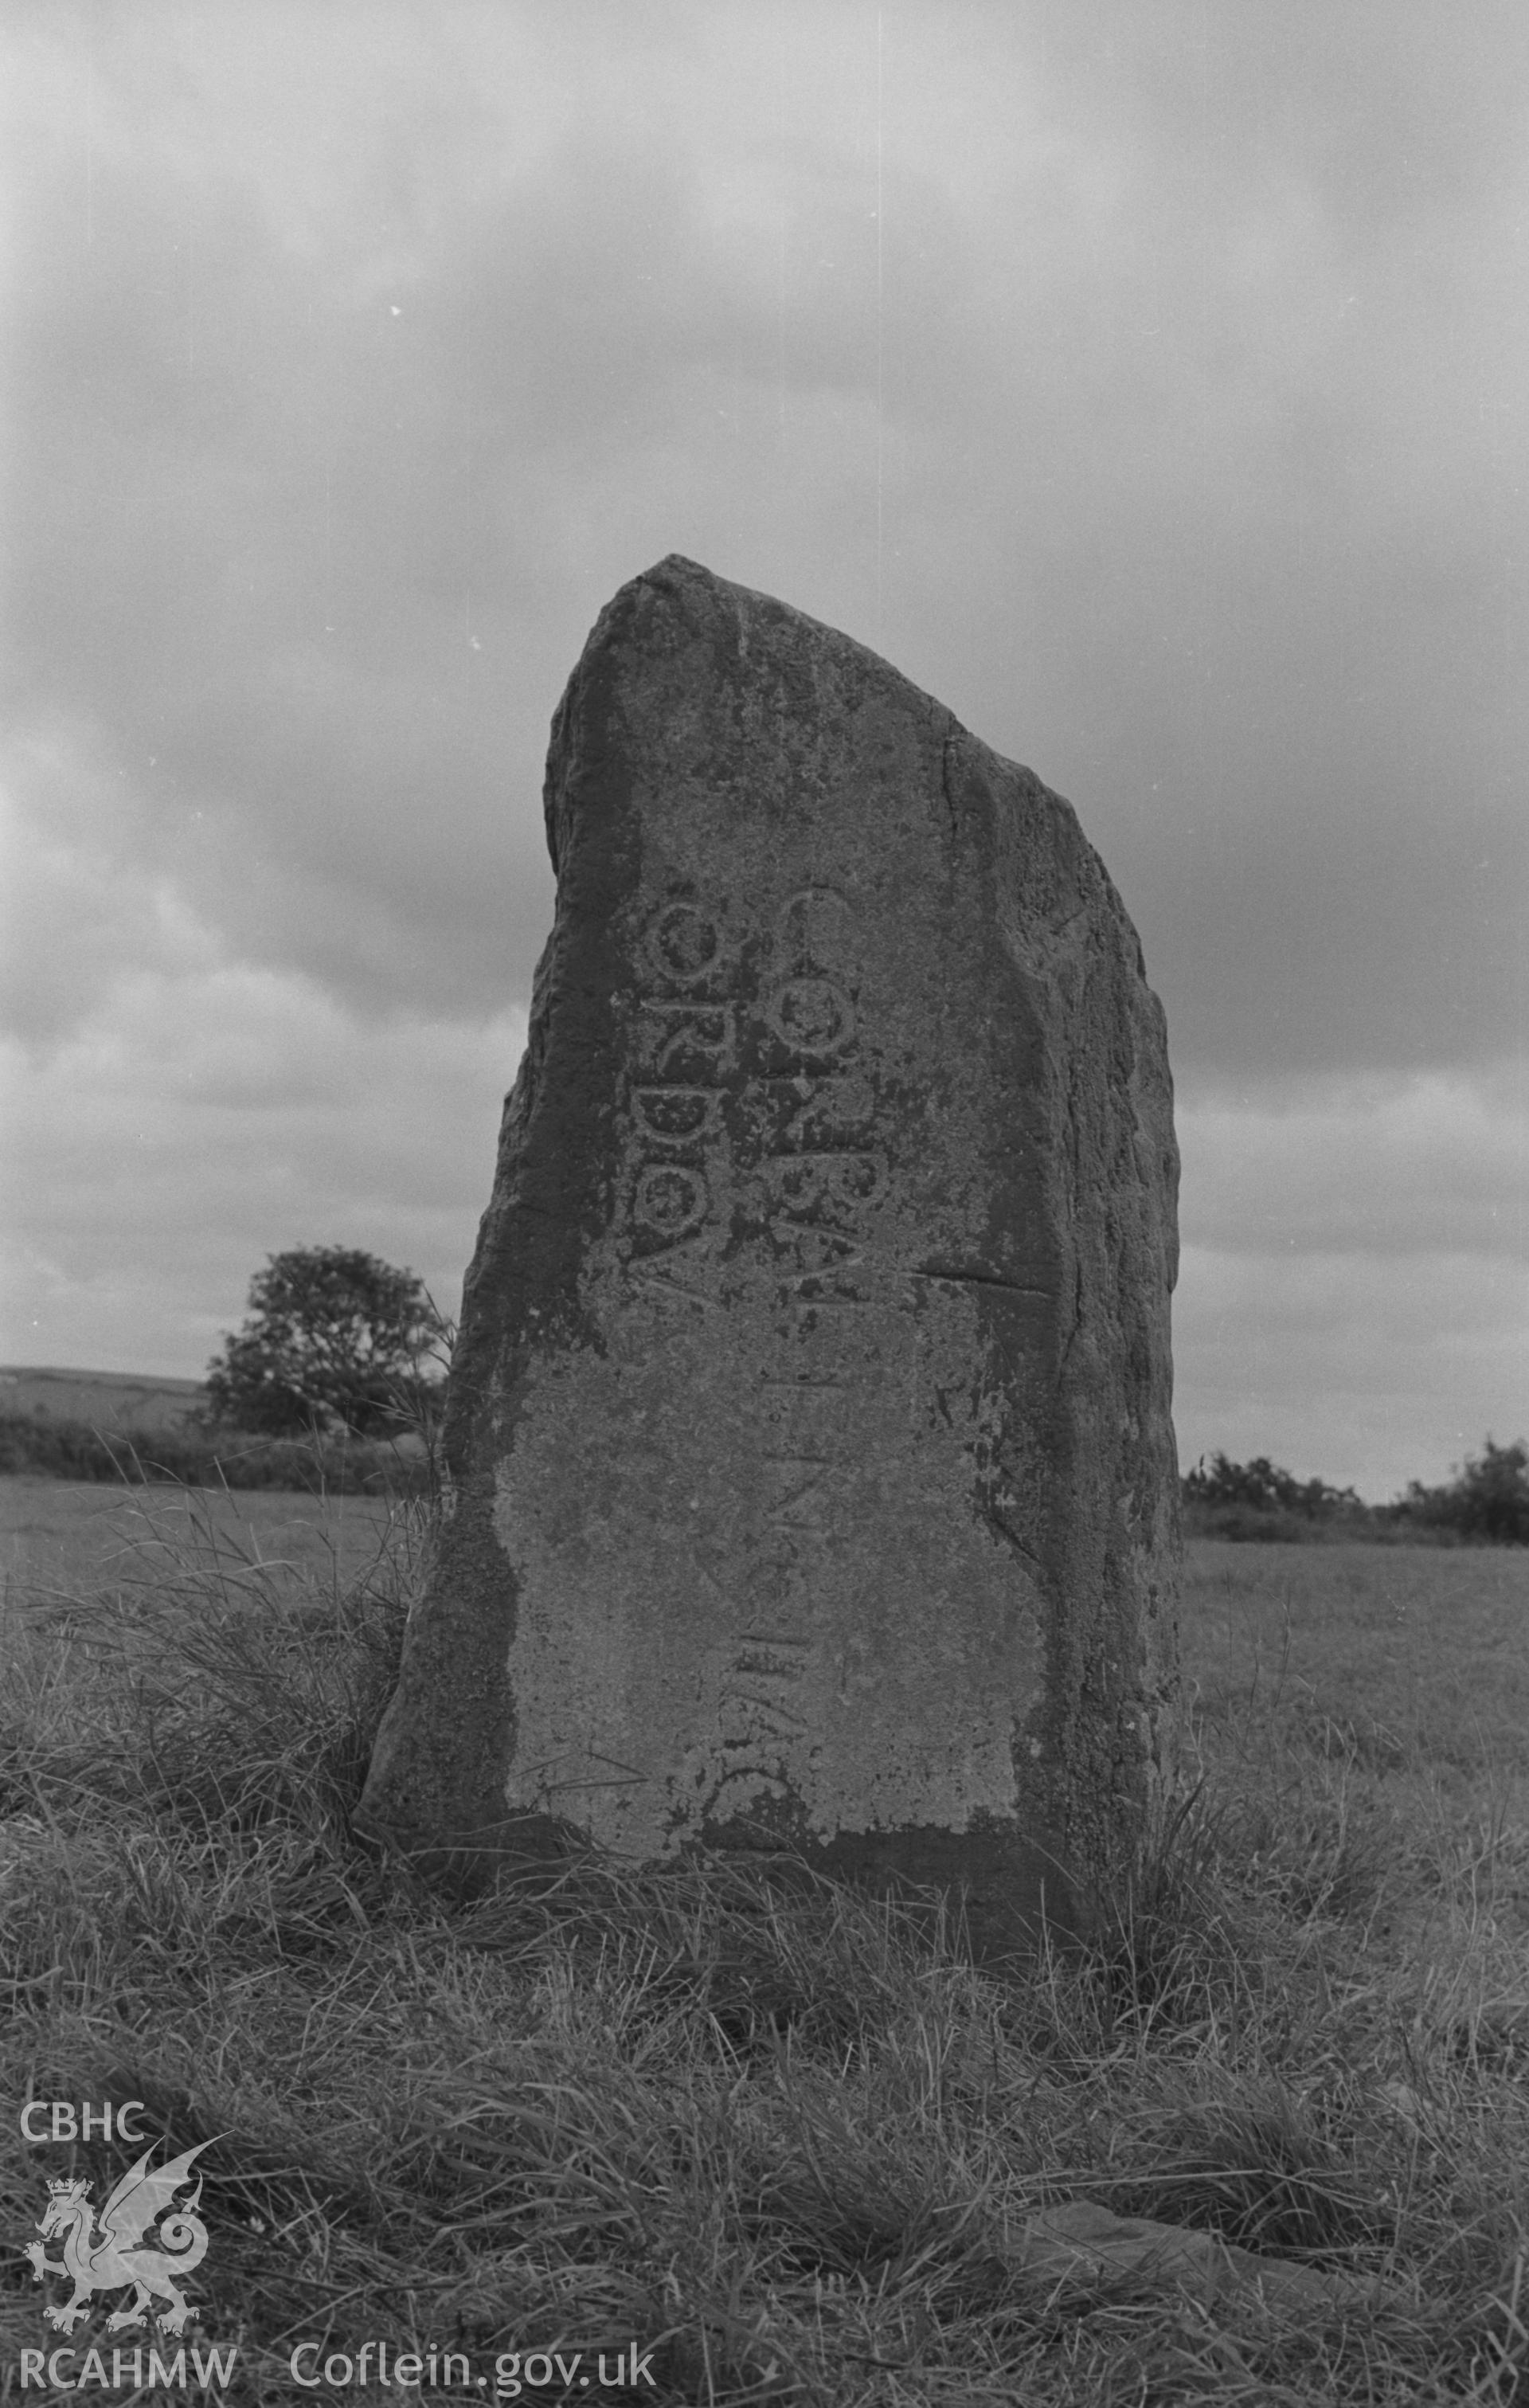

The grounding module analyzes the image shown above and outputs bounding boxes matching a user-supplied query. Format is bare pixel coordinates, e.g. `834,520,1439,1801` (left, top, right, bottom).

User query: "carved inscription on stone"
613,884,895,1828
620,900,739,1272
710,1631,811,1819
616,882,883,1279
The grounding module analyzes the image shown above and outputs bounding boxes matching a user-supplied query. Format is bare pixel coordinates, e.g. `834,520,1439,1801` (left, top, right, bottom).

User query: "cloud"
0,735,211,1047
4,1,1524,1455
12,3,1522,1078
6,123,562,1019
1174,1067,1529,1496
0,943,526,1373
1175,1242,1528,1505
1180,1069,1529,1259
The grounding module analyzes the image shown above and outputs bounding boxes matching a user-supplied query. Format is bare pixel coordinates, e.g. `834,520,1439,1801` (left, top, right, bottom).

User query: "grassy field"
2,1484,1527,2404
0,1474,397,1604
1186,1540,1529,1897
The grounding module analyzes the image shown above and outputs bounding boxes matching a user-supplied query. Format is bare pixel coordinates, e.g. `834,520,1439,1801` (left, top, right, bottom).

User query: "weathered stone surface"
358,556,1180,1953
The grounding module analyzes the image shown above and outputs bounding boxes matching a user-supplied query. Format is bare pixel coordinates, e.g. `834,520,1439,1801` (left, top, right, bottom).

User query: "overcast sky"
3,2,1525,1500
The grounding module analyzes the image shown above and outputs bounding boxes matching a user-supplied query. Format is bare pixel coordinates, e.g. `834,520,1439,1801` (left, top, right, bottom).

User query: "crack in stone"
983,1505,1046,1586
916,1264,1050,1296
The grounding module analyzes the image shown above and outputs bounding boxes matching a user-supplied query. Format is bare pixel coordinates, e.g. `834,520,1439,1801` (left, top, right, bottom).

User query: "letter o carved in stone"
645,903,725,986
633,1163,710,1238
764,976,856,1059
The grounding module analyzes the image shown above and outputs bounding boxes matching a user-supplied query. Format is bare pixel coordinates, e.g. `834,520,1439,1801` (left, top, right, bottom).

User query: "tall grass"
2,1493,1527,2404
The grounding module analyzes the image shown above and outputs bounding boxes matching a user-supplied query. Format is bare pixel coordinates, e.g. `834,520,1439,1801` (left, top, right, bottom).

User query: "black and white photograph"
4,9,1527,2401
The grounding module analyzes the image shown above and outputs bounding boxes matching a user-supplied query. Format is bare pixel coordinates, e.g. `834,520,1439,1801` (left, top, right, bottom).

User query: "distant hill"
0,1365,208,1433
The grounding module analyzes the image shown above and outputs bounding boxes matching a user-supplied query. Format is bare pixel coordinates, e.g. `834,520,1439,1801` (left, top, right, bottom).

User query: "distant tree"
1394,1436,1529,1546
205,1246,447,1438
1183,1451,1362,1519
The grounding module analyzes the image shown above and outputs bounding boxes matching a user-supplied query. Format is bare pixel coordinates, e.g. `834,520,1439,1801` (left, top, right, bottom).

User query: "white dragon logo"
25,2141,211,2336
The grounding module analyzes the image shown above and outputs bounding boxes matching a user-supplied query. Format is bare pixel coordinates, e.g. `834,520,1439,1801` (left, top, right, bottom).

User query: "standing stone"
358,556,1180,1955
